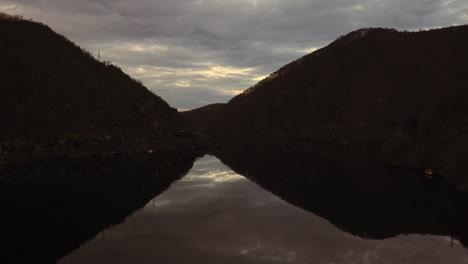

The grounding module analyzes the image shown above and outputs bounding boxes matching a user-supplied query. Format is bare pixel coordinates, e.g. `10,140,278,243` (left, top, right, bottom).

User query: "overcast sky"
1,0,467,110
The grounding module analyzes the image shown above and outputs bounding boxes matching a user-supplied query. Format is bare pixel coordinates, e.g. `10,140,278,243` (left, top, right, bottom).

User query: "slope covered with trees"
210,26,468,141
0,13,182,140
181,103,226,132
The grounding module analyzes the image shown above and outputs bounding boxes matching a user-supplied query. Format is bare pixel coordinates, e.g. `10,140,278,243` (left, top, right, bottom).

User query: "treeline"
0,12,24,21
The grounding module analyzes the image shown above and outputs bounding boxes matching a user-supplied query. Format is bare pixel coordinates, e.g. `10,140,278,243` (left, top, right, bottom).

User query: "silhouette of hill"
188,25,468,188
0,13,182,140
208,25,468,139
181,103,226,132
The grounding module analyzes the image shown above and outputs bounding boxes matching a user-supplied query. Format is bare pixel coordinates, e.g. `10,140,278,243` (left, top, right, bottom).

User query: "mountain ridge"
0,13,182,140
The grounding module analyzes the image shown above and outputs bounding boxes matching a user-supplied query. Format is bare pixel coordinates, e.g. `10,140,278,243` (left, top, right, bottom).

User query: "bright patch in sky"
0,4,16,10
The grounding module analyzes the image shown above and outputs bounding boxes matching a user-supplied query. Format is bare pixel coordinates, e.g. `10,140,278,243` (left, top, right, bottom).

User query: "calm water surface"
59,155,468,264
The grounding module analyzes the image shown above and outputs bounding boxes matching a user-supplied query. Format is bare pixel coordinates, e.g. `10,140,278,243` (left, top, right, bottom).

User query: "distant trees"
0,12,23,21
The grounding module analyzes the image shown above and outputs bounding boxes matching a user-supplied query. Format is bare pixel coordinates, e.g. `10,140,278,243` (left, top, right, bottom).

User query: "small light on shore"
425,169,434,179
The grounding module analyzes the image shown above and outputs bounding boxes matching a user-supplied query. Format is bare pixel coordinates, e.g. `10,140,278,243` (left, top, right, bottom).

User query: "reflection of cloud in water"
183,170,245,183
181,155,246,184
147,199,171,208
59,155,468,264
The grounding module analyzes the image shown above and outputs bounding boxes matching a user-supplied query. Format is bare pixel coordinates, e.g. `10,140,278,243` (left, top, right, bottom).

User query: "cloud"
2,0,467,109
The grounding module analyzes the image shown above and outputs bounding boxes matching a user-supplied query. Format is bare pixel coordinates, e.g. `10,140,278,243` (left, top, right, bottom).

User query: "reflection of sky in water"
59,155,468,264
181,155,245,184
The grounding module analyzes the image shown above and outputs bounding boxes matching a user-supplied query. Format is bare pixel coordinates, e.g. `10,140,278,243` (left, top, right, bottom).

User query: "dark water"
0,151,200,264
2,141,468,264
58,154,468,264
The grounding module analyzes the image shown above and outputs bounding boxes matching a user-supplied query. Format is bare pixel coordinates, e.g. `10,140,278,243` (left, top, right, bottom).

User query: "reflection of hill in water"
0,151,201,264
211,140,468,247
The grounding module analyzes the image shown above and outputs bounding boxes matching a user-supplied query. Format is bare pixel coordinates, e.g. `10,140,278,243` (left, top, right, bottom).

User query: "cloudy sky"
1,0,467,110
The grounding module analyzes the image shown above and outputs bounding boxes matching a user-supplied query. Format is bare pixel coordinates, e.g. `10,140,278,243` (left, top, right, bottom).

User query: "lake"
58,154,468,264
2,141,468,264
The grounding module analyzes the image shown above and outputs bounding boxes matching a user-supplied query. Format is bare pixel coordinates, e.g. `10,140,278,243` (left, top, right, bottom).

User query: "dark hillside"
214,26,468,141
181,103,226,132
0,13,182,140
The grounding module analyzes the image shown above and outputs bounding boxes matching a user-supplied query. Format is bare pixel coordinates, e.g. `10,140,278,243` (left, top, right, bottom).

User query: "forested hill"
209,25,468,141
0,13,182,140
181,103,226,132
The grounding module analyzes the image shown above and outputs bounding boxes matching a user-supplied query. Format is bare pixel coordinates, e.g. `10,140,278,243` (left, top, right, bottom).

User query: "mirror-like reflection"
59,154,468,264
212,140,468,246
0,151,201,264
